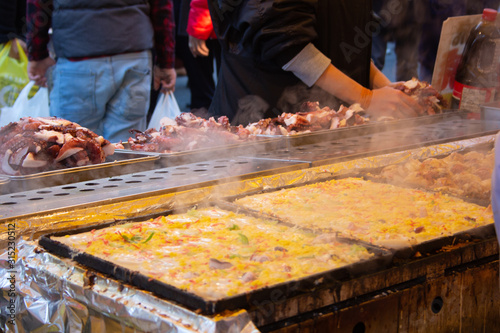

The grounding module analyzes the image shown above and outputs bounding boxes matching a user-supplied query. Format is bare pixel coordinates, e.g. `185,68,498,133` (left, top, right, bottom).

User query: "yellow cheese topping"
54,208,374,300
234,178,493,248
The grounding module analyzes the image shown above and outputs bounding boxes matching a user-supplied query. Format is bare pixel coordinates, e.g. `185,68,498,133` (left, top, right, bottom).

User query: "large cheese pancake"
234,178,493,249
54,208,374,300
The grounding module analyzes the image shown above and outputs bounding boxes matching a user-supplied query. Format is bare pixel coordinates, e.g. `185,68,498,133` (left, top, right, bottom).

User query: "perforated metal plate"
0,157,308,219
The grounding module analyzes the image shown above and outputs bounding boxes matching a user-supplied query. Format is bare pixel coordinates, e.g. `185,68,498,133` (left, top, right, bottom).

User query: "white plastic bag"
0,81,50,127
147,91,181,130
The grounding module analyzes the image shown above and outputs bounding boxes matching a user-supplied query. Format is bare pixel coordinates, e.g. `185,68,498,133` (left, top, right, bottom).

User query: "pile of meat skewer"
125,113,252,153
392,78,448,116
126,78,448,152
246,103,369,135
125,104,369,153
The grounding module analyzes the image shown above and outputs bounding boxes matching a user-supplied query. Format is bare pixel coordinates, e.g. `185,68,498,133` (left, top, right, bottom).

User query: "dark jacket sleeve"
210,0,318,67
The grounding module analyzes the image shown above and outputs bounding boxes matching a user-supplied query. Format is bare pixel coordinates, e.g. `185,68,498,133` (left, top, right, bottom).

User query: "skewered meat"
130,104,371,152
128,79,447,153
246,103,369,135
0,117,115,175
392,78,448,116
128,114,254,153
245,117,286,136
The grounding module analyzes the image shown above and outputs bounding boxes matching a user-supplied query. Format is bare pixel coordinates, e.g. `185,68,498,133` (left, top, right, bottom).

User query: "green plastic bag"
0,39,29,108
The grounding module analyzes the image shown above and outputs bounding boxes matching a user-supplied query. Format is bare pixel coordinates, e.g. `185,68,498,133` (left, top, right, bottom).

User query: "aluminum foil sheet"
0,239,260,333
313,134,496,175
251,134,496,192
0,134,496,248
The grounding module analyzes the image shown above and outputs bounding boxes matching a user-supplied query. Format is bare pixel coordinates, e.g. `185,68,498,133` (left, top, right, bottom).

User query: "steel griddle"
220,175,496,260
120,135,284,167
2,113,497,222
38,204,393,315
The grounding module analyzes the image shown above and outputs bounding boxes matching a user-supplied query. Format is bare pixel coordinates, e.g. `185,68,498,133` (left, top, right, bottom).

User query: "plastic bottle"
451,8,500,117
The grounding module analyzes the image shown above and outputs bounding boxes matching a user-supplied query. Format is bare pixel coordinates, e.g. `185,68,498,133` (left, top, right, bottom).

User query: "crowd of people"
0,0,498,139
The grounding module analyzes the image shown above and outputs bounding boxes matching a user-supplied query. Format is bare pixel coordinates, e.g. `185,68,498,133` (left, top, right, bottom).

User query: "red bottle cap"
482,8,497,21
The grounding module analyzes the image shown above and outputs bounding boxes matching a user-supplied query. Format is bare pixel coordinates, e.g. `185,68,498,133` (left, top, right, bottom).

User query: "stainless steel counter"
0,113,499,333
0,157,308,221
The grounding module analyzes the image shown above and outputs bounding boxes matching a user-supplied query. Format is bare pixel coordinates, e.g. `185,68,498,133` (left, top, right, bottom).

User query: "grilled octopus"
0,117,115,175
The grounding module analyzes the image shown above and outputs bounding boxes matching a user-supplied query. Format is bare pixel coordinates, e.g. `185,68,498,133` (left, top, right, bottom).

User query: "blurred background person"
418,0,500,82
371,0,424,82
186,0,220,117
26,0,176,143
0,0,28,108
172,0,220,118
417,0,467,82
0,0,26,54
207,0,421,125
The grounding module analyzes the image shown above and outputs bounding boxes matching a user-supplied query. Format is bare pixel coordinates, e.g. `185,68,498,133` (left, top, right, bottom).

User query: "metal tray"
119,111,471,166
1,150,160,194
481,101,500,121
0,176,10,195
246,116,500,167
120,135,285,167
0,157,309,222
38,204,393,315
355,143,496,259
220,175,496,260
256,110,470,146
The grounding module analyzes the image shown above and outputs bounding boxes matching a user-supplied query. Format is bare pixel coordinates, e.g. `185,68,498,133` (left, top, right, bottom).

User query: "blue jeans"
50,50,152,143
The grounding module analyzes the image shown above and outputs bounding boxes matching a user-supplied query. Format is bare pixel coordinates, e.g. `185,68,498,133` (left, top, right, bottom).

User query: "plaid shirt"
26,0,175,68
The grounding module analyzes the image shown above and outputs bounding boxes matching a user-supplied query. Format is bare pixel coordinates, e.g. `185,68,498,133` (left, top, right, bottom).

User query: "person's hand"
28,57,56,87
365,86,421,119
153,66,177,93
188,36,209,57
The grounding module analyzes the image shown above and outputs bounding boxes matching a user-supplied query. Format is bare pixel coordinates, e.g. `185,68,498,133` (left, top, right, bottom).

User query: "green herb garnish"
120,233,142,243
142,231,155,243
238,233,249,245
120,234,130,242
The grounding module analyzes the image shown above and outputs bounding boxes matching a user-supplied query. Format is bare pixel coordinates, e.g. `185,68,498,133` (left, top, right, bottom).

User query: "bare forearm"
369,61,391,89
314,63,420,119
315,64,368,106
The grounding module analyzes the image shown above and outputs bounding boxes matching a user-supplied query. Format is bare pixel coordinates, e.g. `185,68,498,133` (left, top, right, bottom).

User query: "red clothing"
187,0,216,40
26,0,175,68
26,0,52,61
